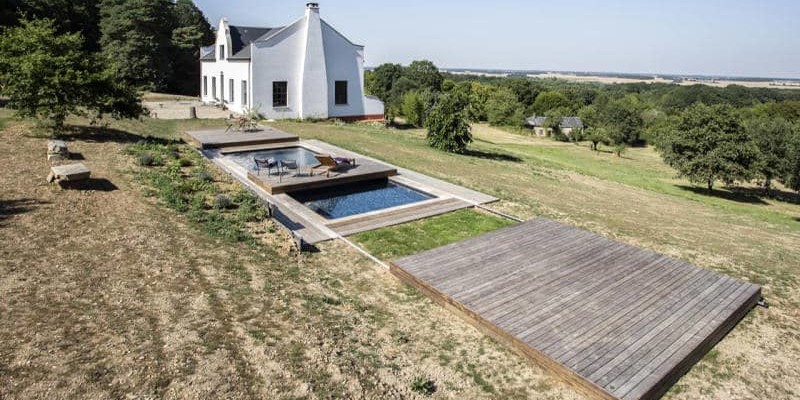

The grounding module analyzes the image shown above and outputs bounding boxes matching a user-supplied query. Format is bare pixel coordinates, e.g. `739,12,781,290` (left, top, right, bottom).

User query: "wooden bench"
47,163,91,183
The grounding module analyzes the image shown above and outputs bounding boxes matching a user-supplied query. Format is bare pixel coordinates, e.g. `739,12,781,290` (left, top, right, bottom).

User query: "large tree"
99,0,175,91
1,0,101,51
485,87,525,127
745,117,793,195
599,96,645,145
426,92,472,153
654,104,758,191
531,91,571,114
404,60,443,92
785,128,800,194
169,0,214,95
0,18,142,133
365,63,404,104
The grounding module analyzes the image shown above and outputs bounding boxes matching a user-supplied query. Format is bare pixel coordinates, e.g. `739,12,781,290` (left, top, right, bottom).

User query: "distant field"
529,72,800,89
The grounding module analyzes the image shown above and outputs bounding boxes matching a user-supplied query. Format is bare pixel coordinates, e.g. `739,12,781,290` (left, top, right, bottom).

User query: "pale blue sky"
193,0,800,79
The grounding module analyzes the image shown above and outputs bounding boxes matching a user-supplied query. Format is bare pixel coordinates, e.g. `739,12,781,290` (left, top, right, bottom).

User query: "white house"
200,3,384,121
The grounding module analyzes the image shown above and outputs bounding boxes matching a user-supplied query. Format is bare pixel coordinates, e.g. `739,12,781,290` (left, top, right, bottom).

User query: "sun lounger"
313,154,356,177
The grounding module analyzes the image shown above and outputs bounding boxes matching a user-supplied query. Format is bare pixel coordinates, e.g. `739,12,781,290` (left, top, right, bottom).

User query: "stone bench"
47,163,91,183
47,140,69,161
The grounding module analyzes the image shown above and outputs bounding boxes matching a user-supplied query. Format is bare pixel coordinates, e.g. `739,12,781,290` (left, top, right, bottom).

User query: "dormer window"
219,45,225,60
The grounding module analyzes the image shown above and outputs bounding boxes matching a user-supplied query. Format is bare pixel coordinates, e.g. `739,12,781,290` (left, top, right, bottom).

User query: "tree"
99,0,175,90
404,60,443,92
584,126,608,151
485,87,525,127
544,109,568,141
0,18,142,133
426,92,472,153
169,0,214,95
599,96,645,145
365,63,404,103
745,117,793,195
654,104,758,191
1,0,102,51
785,128,800,194
532,91,571,114
467,82,495,122
401,90,435,127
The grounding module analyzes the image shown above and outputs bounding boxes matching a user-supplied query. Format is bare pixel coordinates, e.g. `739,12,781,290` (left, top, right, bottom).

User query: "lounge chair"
313,154,356,177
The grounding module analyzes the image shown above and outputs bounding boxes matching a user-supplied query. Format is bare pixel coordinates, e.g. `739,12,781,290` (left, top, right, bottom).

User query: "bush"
213,194,234,210
426,92,472,153
411,376,436,396
136,151,162,166
196,170,214,182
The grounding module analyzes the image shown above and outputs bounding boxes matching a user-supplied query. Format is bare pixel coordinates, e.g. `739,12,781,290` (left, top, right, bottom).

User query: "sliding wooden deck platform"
327,197,471,236
246,160,397,194
391,218,760,400
184,127,298,149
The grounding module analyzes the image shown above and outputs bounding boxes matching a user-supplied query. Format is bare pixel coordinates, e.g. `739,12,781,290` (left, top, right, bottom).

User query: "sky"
193,0,800,79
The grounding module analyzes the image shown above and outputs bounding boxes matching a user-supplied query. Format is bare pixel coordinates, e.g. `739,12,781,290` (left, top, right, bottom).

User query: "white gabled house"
200,2,384,121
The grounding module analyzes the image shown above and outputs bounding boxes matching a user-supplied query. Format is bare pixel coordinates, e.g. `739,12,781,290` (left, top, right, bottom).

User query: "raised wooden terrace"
184,127,299,149
391,218,761,400
246,159,398,195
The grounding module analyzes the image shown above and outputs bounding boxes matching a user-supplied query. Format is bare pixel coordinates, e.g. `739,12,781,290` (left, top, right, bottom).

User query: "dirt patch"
0,124,577,399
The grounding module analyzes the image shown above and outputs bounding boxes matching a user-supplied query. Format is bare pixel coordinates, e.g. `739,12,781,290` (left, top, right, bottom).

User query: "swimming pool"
226,146,319,171
289,179,434,219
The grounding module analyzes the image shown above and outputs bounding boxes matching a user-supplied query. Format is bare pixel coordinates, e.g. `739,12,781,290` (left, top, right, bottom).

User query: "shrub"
213,194,234,210
196,170,214,182
426,92,472,153
177,158,192,167
136,151,162,166
410,376,436,396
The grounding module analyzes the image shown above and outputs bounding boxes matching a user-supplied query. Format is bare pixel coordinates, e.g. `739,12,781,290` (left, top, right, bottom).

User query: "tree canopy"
426,92,472,153
655,104,758,191
0,18,142,133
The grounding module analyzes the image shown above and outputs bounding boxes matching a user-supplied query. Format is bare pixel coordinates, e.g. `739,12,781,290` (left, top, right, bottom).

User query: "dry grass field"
1,111,798,399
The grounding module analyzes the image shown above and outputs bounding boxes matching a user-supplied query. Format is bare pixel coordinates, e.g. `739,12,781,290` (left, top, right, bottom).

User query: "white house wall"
251,20,307,120
200,19,251,114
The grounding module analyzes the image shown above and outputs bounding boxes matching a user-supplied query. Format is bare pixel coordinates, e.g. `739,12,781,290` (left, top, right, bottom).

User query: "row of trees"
1,0,213,94
654,104,800,194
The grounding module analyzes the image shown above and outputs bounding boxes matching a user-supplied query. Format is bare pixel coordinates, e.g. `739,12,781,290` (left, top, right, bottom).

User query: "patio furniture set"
253,154,356,181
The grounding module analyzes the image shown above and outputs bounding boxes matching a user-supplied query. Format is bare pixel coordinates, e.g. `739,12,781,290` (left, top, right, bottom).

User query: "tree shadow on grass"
0,198,50,226
677,185,769,205
461,149,523,163
60,125,178,145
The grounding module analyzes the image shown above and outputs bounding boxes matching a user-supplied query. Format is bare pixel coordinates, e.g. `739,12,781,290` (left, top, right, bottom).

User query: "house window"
219,45,225,60
242,80,248,106
203,76,207,96
220,74,224,102
335,81,348,105
211,77,216,99
273,81,288,107
229,79,234,102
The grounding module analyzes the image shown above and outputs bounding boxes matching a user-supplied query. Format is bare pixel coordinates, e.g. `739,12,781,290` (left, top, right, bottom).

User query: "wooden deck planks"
391,218,760,400
184,127,299,149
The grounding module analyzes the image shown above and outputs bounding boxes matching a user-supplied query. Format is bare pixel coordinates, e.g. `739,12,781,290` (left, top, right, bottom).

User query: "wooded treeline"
1,0,213,94
366,61,800,195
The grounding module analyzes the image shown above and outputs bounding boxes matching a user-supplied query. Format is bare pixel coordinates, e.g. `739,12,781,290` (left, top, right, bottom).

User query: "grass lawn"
351,209,515,260
2,108,798,400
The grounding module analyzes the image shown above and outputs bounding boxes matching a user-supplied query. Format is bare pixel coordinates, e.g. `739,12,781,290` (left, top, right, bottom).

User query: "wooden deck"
246,159,398,194
184,127,298,149
391,218,761,400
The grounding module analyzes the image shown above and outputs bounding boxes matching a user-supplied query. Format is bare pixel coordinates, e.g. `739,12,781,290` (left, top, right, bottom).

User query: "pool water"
226,147,319,171
289,179,434,219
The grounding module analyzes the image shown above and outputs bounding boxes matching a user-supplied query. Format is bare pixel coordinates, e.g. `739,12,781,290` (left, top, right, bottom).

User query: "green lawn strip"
350,209,515,261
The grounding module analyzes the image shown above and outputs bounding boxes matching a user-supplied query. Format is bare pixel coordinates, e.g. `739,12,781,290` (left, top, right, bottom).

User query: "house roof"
200,25,284,61
526,116,584,129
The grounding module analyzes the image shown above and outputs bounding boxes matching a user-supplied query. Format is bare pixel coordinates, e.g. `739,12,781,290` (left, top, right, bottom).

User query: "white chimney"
305,2,320,16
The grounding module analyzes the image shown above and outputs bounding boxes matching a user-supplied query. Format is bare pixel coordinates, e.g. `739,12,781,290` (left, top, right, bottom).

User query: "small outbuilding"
526,115,584,137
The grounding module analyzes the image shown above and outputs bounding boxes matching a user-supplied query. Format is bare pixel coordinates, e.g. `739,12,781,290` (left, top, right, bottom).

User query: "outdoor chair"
253,157,278,176
313,154,356,177
278,159,298,182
